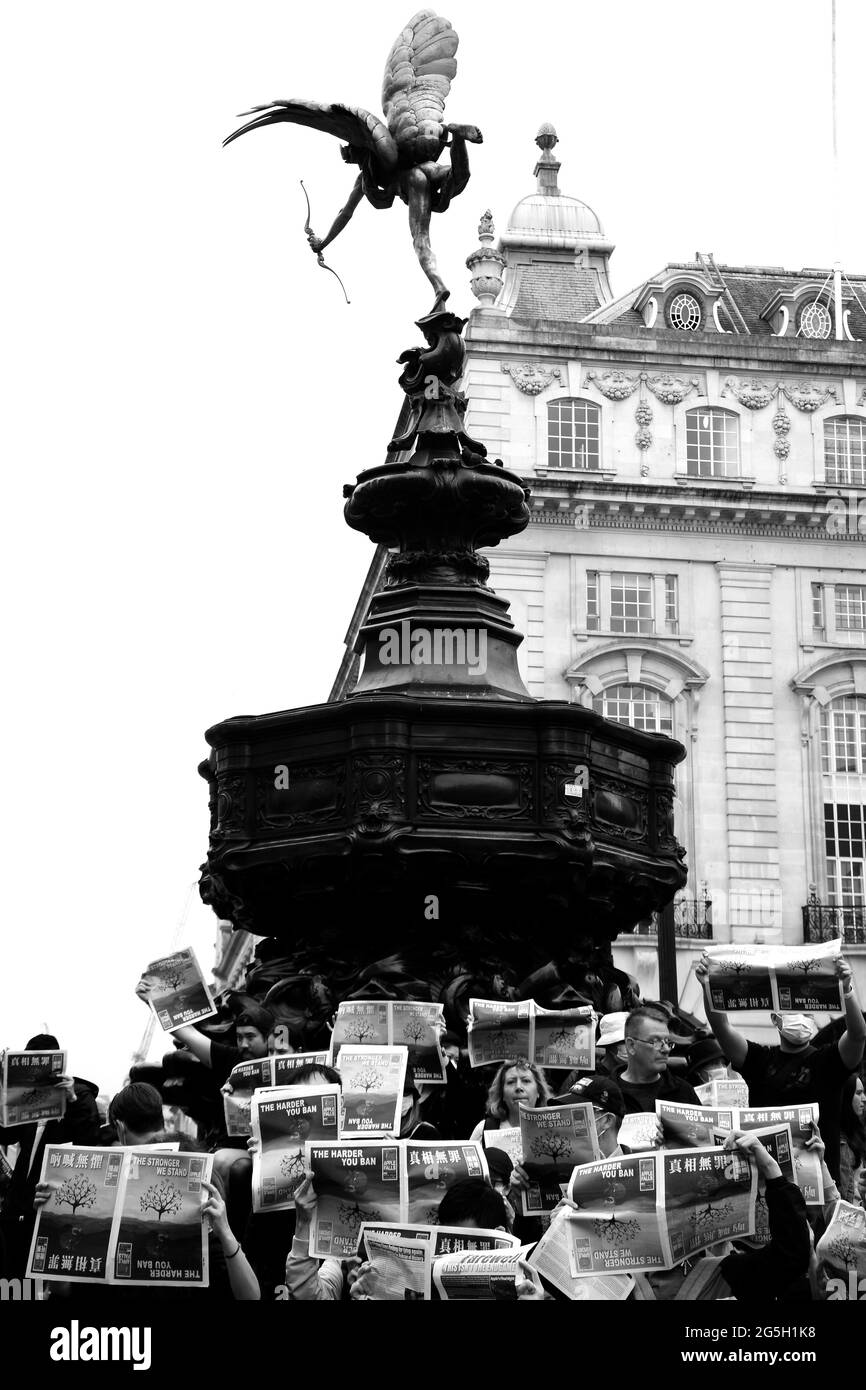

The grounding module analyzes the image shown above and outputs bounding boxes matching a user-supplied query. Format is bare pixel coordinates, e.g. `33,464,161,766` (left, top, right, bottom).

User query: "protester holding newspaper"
0,1032,101,1280
696,952,865,1182
469,1059,552,1139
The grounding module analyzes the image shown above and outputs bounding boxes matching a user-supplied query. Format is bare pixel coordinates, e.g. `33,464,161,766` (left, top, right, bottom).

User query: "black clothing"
615,1066,700,1114
740,1040,855,1181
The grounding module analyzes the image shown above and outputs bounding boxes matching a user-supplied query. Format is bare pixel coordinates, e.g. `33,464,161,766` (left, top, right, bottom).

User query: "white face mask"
773,1014,816,1046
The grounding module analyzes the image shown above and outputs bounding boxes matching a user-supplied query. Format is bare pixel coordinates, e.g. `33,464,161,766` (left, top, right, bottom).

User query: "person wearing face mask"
695,953,865,1183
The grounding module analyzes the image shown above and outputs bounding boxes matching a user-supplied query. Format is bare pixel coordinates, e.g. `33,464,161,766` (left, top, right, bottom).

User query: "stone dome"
505,192,605,242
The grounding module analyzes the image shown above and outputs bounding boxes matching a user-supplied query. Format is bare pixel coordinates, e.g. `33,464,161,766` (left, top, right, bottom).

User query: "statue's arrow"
301,181,350,304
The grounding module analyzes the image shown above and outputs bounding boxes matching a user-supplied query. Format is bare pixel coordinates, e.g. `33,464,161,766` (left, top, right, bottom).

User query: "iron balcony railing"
633,893,713,940
802,899,866,947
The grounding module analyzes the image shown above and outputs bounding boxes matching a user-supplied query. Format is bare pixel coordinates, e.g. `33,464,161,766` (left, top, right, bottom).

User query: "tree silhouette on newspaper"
55,1175,97,1217
591,1179,641,1245
140,1183,183,1221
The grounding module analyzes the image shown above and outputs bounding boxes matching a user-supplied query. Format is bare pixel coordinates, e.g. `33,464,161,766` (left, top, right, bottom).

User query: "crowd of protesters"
1,951,864,1302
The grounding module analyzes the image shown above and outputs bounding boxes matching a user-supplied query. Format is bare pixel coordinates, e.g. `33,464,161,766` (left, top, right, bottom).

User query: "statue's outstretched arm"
308,175,365,253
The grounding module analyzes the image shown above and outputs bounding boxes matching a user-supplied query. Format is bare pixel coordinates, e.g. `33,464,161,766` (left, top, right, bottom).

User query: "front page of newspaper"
330,1001,390,1060
482,1126,523,1168
528,1206,635,1301
359,1221,519,1259
736,1123,796,1249
817,1199,866,1283
656,1100,734,1148
1,1049,67,1125
519,1101,600,1214
737,1102,824,1205
223,1057,273,1138
250,1084,340,1211
704,939,843,1014
532,1004,596,1072
432,1245,539,1300
339,1045,408,1138
111,1150,212,1286
403,1139,488,1225
360,1229,431,1299
660,1145,756,1265
567,1154,670,1273
145,946,216,1031
306,1140,403,1258
466,999,533,1067
28,1145,126,1284
390,1001,447,1084
272,1051,332,1084
694,1078,751,1108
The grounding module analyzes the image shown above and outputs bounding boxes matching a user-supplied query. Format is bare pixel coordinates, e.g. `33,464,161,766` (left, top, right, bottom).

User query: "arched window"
547,398,600,470
820,695,866,925
824,416,866,485
684,407,740,478
593,683,674,735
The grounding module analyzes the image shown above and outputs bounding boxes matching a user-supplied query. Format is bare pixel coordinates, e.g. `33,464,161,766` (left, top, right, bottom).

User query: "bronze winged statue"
223,9,481,312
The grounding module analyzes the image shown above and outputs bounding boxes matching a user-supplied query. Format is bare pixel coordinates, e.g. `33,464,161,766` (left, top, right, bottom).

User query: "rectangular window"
835,585,866,632
548,400,601,470
821,701,866,774
586,571,599,631
825,803,866,913
664,575,679,635
610,572,653,634
825,418,866,485
685,409,740,478
812,582,825,634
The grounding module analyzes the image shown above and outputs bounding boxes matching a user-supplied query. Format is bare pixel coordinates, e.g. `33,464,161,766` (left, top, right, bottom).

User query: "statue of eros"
223,10,482,311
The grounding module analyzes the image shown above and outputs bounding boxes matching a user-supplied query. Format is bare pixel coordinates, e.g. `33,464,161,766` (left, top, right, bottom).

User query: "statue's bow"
301,181,350,304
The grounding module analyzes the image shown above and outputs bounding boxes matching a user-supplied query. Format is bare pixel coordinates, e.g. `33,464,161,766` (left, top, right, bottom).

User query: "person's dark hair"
236,1005,275,1038
841,1072,866,1164
108,1083,164,1134
289,1063,341,1088
485,1058,551,1120
25,1033,60,1051
437,1177,510,1229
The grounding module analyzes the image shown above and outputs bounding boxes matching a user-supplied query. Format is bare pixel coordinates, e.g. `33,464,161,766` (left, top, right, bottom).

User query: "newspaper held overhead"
1,1049,67,1126
250,1084,340,1212
467,998,595,1071
28,1146,212,1287
143,947,217,1032
703,939,844,1014
518,1102,601,1215
339,1045,408,1138
565,1145,757,1274
330,1001,447,1084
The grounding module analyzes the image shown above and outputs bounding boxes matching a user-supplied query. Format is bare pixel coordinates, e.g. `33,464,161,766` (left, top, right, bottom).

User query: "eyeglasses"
633,1036,673,1052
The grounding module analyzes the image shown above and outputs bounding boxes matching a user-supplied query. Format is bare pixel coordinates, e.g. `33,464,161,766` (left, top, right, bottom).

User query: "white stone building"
458,125,866,1004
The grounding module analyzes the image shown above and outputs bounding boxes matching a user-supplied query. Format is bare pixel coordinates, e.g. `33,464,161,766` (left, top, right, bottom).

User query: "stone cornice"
465,311,865,375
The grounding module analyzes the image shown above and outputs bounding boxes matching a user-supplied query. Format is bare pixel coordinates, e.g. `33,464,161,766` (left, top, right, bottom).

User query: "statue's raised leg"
405,167,449,312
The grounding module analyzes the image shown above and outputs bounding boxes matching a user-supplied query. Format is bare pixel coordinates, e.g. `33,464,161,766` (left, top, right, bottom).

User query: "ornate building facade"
335,125,866,1004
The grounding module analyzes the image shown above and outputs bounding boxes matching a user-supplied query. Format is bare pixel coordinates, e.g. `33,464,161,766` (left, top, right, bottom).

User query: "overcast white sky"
3,1,864,1096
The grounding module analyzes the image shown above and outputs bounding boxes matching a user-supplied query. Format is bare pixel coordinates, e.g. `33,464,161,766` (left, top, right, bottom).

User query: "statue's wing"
223,100,398,172
381,10,459,144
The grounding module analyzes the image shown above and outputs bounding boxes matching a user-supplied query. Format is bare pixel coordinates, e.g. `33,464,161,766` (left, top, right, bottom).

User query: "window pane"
825,418,866,485
685,408,740,478
547,399,601,470
593,683,674,734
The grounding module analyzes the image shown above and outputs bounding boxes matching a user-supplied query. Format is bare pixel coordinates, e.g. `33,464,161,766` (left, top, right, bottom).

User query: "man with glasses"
617,1008,701,1113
